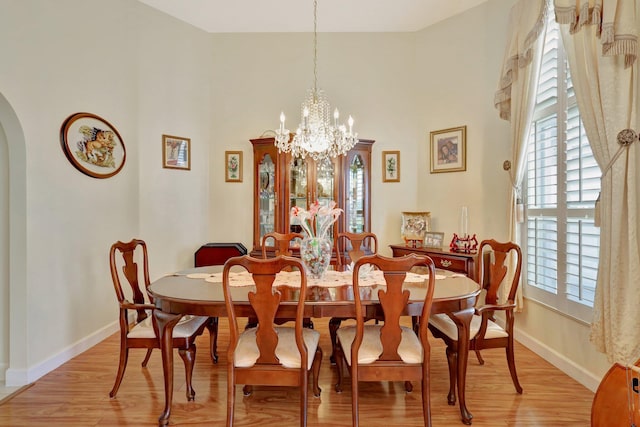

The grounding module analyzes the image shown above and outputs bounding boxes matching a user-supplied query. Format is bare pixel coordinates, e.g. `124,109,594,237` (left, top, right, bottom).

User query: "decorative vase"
299,237,332,279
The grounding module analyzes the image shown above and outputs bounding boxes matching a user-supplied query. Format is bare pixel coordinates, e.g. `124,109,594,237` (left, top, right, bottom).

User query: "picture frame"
162,134,191,170
382,150,400,182
424,231,445,249
59,112,126,179
225,151,243,182
430,125,467,173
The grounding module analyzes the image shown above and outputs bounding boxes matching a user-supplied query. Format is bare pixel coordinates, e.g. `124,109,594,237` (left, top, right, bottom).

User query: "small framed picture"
162,134,190,170
430,125,466,173
424,231,445,249
225,151,243,182
59,112,126,179
382,150,400,182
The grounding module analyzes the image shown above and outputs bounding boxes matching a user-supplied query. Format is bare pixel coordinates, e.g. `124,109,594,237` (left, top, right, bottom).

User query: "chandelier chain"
313,0,318,95
274,0,358,160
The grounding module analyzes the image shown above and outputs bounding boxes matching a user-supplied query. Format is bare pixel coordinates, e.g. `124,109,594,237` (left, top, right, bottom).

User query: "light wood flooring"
0,318,594,426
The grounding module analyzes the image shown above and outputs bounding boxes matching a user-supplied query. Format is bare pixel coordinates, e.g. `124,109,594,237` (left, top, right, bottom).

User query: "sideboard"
389,244,480,281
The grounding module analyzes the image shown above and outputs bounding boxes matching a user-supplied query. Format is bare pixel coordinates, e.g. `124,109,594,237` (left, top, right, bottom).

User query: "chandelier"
275,0,358,161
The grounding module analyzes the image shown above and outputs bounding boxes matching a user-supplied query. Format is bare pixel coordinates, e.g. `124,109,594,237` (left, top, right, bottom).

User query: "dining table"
148,264,481,426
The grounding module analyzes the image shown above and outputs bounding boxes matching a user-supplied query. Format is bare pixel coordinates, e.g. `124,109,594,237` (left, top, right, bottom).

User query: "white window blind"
522,9,600,322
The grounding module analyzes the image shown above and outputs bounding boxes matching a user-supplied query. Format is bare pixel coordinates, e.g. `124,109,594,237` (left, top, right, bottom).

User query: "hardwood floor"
0,318,593,426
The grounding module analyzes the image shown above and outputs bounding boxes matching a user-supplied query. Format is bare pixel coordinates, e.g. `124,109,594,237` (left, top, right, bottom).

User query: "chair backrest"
223,255,308,366
335,231,378,270
352,253,436,361
109,239,152,325
261,232,304,258
477,239,522,305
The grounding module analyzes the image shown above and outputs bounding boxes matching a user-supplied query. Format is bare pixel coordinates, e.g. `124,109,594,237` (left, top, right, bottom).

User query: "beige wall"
0,0,621,390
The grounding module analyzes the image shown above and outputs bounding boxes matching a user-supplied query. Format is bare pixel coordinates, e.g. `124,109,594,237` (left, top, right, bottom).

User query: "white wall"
136,4,213,278
0,0,620,390
208,32,420,254
0,0,212,384
0,119,8,378
416,0,611,390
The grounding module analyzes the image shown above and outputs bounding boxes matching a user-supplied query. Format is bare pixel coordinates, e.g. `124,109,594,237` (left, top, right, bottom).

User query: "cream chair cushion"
234,327,321,369
127,314,208,339
428,313,508,341
336,324,423,365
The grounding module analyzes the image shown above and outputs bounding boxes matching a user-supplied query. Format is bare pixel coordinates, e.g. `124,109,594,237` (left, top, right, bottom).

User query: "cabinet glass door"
288,157,308,234
315,157,336,205
346,154,365,233
258,154,276,245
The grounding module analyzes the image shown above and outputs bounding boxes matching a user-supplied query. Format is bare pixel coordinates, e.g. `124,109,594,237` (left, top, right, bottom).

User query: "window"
522,11,600,322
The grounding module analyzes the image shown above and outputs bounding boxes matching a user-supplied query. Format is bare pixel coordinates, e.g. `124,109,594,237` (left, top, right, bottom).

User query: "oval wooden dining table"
148,265,481,426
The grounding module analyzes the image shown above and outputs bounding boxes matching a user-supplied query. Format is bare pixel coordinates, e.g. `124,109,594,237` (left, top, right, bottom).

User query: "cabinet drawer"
428,255,468,275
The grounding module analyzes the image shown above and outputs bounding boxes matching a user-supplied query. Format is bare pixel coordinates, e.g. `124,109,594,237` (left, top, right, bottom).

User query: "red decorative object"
450,233,478,254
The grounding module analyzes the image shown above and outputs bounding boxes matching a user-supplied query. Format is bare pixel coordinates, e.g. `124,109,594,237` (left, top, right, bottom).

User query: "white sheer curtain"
554,0,638,364
494,0,548,309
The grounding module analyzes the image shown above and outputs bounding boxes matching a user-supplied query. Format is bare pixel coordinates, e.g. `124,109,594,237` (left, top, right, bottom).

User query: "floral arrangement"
291,200,343,240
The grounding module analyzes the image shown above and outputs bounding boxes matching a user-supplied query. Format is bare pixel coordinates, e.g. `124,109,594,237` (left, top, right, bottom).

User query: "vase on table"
299,237,332,279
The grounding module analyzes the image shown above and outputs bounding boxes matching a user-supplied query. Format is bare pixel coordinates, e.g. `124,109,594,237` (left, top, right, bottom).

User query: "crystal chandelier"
275,0,358,161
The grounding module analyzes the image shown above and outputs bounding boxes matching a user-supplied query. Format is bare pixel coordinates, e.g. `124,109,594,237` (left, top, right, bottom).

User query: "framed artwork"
225,151,243,182
60,112,126,179
162,134,191,170
382,150,400,182
424,231,445,249
430,125,467,173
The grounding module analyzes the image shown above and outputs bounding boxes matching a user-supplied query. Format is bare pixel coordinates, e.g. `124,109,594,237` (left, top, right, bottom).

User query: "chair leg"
141,348,153,367
351,365,359,427
243,385,252,396
506,343,523,393
178,346,197,401
311,347,322,397
422,374,432,427
227,374,235,427
334,344,344,393
475,349,484,365
207,317,219,363
109,345,129,398
328,317,342,364
445,345,458,406
405,381,413,392
300,368,309,427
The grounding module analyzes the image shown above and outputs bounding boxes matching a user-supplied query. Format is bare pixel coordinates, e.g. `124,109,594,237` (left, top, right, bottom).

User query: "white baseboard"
514,328,601,392
5,321,119,387
0,362,7,381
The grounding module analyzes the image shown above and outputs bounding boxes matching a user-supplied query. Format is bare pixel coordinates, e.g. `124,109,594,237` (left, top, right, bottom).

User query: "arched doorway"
0,93,27,386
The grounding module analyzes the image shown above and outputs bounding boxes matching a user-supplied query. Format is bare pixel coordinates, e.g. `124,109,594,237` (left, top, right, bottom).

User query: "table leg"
451,307,475,425
154,309,183,427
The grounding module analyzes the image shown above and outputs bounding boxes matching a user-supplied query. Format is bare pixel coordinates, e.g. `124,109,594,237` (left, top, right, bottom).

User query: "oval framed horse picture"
60,112,126,179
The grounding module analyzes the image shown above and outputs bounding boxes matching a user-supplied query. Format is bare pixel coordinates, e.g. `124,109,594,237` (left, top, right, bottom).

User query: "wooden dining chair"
109,239,214,400
261,231,304,259
329,231,378,362
223,255,322,427
428,239,523,405
334,253,436,427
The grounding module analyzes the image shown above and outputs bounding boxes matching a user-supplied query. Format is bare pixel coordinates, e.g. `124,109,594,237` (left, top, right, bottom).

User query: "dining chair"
261,231,304,259
334,253,436,427
109,239,213,400
329,231,378,362
222,255,322,427
428,239,523,405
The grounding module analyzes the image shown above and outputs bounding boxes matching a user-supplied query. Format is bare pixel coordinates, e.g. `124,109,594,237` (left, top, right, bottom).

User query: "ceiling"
137,0,489,33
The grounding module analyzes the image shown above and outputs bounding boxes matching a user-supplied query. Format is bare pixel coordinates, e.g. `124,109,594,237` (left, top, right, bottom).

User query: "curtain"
554,0,638,364
494,0,548,309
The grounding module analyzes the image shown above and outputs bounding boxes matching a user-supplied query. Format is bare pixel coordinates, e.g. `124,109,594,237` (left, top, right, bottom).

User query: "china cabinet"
250,136,374,256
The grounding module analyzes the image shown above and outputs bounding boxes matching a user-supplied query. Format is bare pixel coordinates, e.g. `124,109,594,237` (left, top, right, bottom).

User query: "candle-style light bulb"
279,112,285,133
303,107,309,129
348,115,354,134
460,206,469,238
